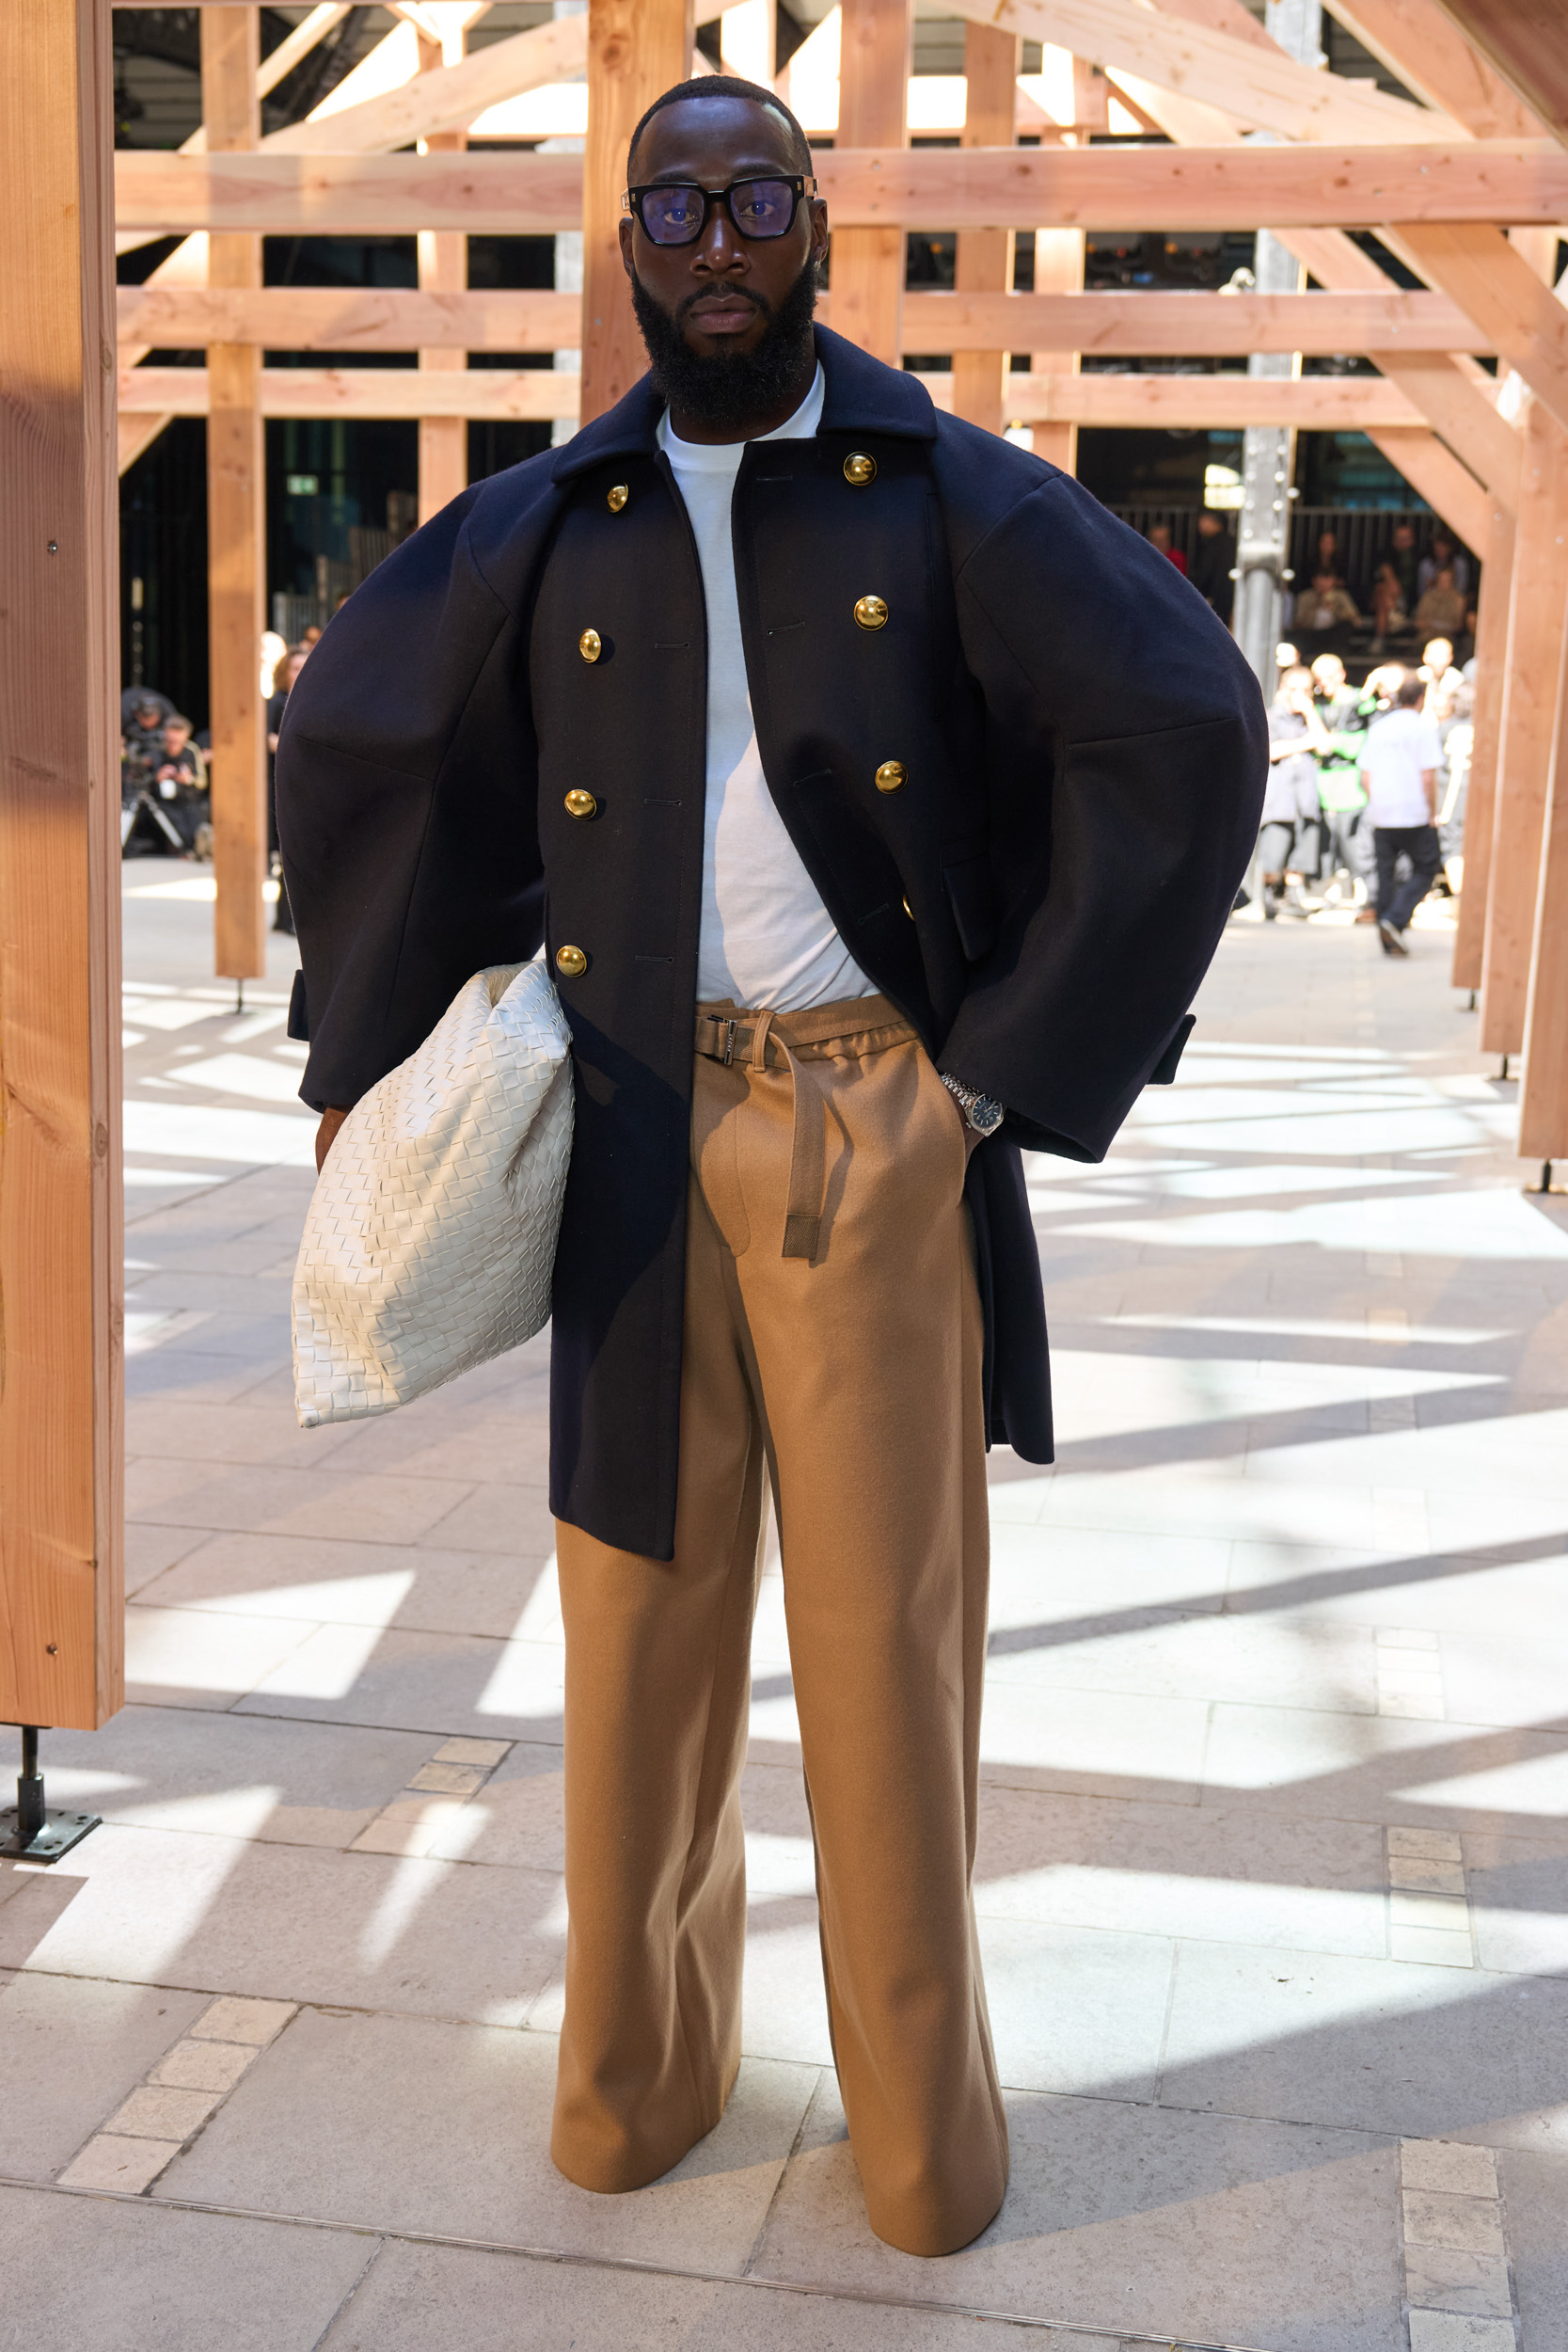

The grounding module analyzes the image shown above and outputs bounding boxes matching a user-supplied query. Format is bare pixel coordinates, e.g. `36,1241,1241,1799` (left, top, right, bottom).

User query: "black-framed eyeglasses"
623,175,816,247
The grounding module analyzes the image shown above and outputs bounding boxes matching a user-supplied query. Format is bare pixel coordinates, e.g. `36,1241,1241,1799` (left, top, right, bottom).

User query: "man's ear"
618,216,637,281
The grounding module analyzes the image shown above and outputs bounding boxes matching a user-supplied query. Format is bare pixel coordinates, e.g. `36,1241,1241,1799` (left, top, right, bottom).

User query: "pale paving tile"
1402,2247,1513,2319
0,2184,373,2348
125,1399,361,1470
316,2238,1110,2351
1405,2314,1516,2352
0,1975,207,2180
751,2077,1403,2352
1201,1702,1568,1832
125,1456,476,1544
1158,1942,1568,2148
190,1997,296,2046
0,1826,562,2026
1462,1826,1568,1975
156,2008,816,2274
1497,2146,1568,2351
136,1530,554,1642
1402,2189,1507,2255
104,2083,224,2141
56,2135,184,2195
977,1682,1212,1803
408,1478,562,1556
125,1605,325,1708
236,1624,566,1738
984,1610,1379,1714
150,2038,261,2093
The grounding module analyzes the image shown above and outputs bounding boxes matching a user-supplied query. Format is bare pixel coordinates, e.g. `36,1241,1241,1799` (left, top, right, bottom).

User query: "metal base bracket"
0,1807,101,1865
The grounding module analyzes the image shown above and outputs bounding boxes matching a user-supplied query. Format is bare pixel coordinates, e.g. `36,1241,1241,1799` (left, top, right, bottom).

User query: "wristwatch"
942,1073,1005,1137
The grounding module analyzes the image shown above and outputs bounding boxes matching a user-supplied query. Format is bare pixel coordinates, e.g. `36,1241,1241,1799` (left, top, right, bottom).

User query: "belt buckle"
721,1018,739,1066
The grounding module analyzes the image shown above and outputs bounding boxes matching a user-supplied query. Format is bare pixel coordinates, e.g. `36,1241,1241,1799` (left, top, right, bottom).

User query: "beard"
630,255,819,433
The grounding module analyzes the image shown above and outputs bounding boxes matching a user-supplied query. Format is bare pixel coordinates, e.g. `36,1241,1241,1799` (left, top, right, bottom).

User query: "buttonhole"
634,955,674,963
768,622,806,637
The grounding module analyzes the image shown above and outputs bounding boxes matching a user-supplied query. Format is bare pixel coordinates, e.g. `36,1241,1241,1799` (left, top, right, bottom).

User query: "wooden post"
581,0,694,425
831,0,913,363
1450,500,1514,995
418,24,469,526
1029,56,1089,471
0,0,123,1730
1480,397,1568,1057
1520,594,1568,1163
951,24,1018,438
202,7,267,983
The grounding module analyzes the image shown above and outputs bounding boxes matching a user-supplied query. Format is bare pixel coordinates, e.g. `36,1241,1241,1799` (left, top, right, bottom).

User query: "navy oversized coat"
277,326,1266,1560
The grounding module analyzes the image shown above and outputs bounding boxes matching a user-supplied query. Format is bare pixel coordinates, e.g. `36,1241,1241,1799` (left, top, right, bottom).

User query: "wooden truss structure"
4,0,1568,1727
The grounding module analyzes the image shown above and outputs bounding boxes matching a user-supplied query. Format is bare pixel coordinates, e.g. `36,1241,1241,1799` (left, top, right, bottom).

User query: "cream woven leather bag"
293,961,573,1426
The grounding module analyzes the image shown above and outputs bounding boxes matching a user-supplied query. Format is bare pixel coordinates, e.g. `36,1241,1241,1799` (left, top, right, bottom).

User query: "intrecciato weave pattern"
292,961,573,1427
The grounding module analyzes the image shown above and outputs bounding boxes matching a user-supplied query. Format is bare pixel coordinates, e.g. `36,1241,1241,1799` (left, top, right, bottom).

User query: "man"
1189,507,1236,624
1414,565,1466,640
1360,673,1443,955
277,77,1263,2256
1292,569,1360,632
152,714,210,853
1260,665,1330,917
1370,519,1418,644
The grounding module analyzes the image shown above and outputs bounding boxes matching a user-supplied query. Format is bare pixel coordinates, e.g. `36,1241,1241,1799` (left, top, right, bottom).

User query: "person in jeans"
1360,674,1442,956
277,74,1264,2258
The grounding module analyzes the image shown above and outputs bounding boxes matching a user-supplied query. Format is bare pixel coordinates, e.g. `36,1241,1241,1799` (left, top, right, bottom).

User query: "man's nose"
694,202,746,271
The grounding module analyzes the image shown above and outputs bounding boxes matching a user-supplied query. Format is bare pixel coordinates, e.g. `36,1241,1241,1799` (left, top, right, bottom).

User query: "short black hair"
626,73,813,186
1396,675,1426,709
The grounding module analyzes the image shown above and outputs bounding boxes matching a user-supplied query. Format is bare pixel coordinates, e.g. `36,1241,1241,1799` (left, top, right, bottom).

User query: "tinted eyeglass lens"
640,185,708,245
729,180,796,237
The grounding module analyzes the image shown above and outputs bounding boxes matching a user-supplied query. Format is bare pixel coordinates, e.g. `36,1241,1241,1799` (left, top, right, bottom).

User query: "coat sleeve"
276,482,547,1114
938,472,1267,1160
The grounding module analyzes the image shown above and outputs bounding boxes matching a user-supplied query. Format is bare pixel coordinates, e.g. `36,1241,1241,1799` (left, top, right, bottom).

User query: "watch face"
974,1097,1005,1136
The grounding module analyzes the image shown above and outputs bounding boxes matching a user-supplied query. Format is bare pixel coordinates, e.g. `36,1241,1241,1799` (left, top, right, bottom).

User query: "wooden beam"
1364,425,1494,551
114,142,1568,237
943,0,1462,144
1451,500,1515,993
118,363,1438,428
1393,222,1568,440
257,2,352,99
1429,0,1568,150
581,0,693,424
951,22,1019,436
416,22,467,526
832,0,913,364
1520,599,1568,1160
1481,400,1568,1056
202,8,267,986
115,283,1495,356
1362,344,1521,505
1326,0,1549,140
0,0,123,1731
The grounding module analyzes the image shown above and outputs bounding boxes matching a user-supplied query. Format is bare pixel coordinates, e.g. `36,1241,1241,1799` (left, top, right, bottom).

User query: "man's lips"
684,296,764,337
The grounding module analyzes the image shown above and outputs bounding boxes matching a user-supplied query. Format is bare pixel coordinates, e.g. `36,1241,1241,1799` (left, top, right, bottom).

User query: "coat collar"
547,323,936,484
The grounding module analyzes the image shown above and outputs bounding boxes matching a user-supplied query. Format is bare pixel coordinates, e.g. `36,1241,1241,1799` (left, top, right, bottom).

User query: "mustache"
673,284,772,326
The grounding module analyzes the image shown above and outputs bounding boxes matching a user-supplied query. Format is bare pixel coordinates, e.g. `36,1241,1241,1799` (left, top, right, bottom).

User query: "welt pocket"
942,854,997,961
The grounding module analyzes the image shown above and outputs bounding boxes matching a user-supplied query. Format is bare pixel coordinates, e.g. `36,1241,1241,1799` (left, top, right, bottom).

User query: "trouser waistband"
693,995,918,1262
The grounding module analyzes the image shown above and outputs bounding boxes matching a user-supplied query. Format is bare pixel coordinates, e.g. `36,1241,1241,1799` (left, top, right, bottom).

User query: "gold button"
578,628,601,663
607,484,628,513
843,452,877,486
555,945,588,977
875,761,906,793
854,595,889,631
564,789,597,819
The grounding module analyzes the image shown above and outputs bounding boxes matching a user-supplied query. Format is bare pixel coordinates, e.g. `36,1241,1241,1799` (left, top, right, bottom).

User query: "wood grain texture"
1451,501,1516,992
416,30,468,528
1520,602,1568,1157
1481,401,1568,1056
1396,221,1568,442
0,0,123,1731
831,0,913,363
950,23,1018,437
1328,0,1548,138
1430,0,1568,147
581,0,693,424
117,363,1438,427
943,0,1459,144
115,283,1492,355
112,142,1568,235
202,8,267,983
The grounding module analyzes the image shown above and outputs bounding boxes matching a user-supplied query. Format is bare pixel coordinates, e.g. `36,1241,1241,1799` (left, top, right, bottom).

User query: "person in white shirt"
1360,673,1443,955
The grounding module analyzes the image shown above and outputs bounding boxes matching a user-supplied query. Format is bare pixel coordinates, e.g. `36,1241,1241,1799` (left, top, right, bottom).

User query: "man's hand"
315,1105,350,1172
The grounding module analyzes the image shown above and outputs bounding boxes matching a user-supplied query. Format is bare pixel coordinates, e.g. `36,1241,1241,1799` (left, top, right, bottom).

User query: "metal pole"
1234,0,1323,692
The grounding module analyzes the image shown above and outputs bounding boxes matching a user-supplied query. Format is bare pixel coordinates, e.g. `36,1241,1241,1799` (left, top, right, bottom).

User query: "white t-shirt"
1360,706,1442,828
658,369,879,1012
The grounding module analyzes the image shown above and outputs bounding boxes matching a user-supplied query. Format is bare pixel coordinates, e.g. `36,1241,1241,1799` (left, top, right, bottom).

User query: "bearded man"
277,76,1265,2257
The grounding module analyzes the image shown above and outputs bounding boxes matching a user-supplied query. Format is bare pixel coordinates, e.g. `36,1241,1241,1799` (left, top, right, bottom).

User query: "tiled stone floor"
3,866,1566,2349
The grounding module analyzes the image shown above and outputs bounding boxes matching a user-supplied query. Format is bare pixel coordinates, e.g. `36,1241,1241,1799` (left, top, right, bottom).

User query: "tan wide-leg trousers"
550,993,1006,2257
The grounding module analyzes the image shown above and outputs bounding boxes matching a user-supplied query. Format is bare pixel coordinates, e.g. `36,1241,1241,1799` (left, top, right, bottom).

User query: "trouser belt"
692,999,915,1262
